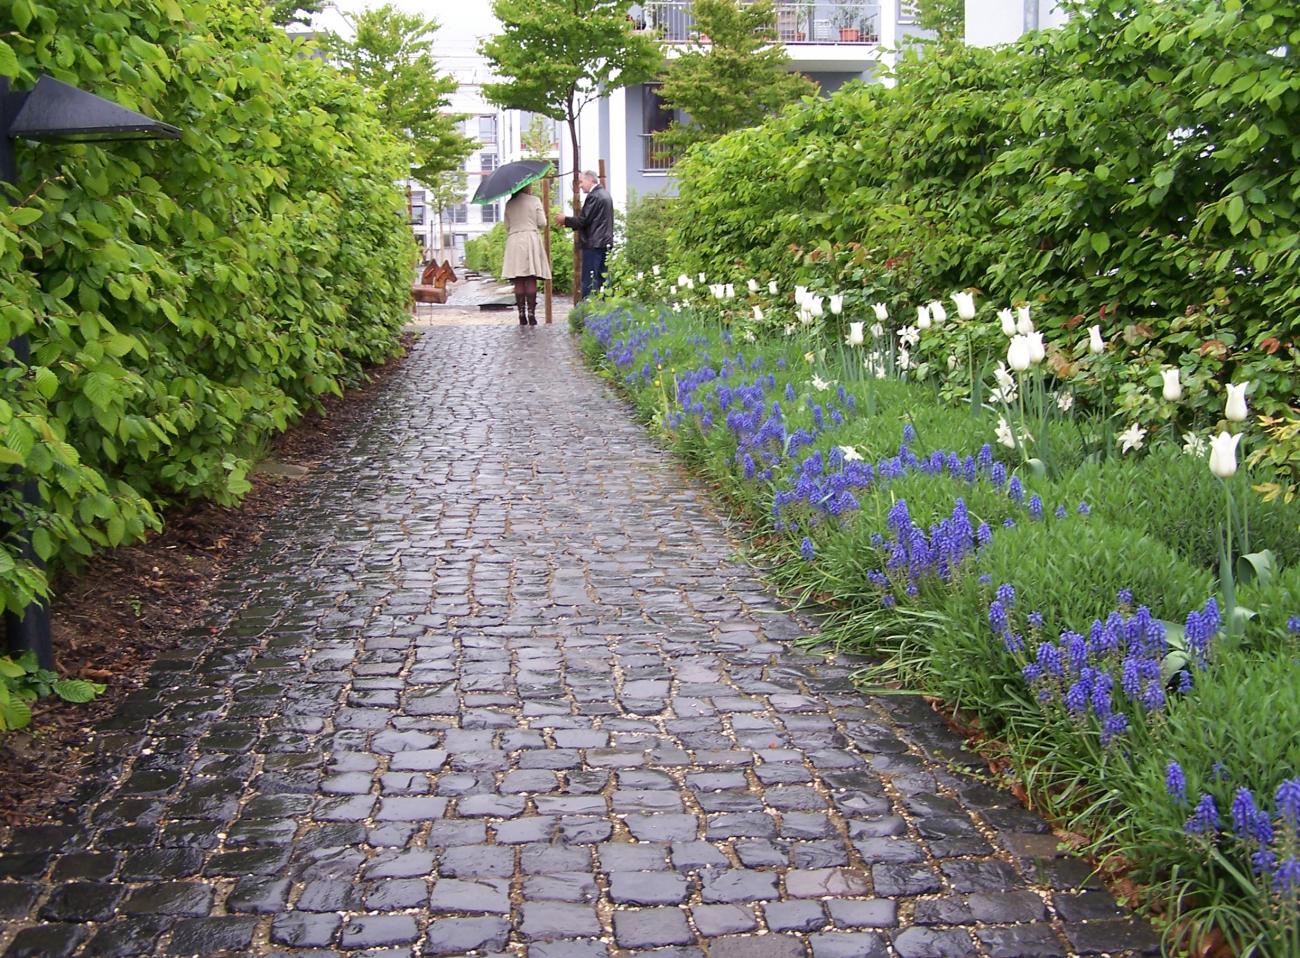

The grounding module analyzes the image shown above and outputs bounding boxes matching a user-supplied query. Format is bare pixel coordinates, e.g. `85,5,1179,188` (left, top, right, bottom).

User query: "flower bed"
574,292,1300,955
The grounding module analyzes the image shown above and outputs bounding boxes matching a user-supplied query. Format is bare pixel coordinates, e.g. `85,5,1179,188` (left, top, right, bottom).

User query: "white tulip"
811,296,825,317
1088,325,1105,354
710,284,724,299
1161,368,1183,402
928,301,947,324
998,309,1016,337
1026,331,1046,364
830,294,844,315
1208,431,1241,478
698,272,706,283
753,305,764,321
1007,335,1033,372
652,264,661,276
747,278,759,293
1016,305,1034,335
678,273,690,287
1225,381,1249,422
845,322,865,347
636,271,644,281
947,354,959,371
951,291,976,320
916,305,931,330
870,323,885,338
724,283,735,299
872,303,889,321
768,280,778,295
795,285,808,304
669,284,677,296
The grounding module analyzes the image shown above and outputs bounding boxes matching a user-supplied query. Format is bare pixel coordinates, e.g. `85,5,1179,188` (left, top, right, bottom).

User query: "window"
480,152,498,172
641,84,675,171
449,204,468,224
482,203,499,224
478,115,497,144
409,189,426,226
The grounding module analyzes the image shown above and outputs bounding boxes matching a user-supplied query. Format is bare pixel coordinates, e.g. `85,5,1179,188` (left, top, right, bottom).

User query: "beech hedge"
672,0,1299,465
0,0,415,613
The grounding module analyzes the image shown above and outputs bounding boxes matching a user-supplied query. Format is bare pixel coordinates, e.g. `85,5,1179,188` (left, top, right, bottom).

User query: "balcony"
640,134,676,172
640,1,880,44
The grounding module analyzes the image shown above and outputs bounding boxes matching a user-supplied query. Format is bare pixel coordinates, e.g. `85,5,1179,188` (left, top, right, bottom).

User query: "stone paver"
0,326,1158,956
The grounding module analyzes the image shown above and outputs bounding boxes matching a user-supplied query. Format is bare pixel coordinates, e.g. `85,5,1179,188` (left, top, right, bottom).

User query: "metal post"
541,174,554,324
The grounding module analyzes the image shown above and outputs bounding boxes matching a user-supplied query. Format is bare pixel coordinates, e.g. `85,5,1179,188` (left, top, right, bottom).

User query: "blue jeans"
580,247,609,300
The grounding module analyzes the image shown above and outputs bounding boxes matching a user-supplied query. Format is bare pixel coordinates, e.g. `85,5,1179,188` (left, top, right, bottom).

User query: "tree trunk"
567,107,581,305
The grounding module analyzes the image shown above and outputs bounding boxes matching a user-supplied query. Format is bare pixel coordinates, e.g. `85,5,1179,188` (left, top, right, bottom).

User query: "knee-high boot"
526,292,538,325
515,293,527,325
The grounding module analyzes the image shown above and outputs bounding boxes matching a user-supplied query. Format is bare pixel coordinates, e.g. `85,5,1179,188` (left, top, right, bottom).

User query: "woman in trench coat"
501,184,551,326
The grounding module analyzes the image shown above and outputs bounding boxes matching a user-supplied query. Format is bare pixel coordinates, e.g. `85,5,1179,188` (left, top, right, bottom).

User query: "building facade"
964,0,1069,47
560,0,931,214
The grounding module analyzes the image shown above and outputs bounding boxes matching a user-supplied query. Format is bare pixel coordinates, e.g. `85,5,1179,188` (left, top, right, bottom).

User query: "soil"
0,335,416,827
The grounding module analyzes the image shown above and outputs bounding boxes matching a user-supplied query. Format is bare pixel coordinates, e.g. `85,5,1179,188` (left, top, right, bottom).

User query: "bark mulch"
0,336,415,826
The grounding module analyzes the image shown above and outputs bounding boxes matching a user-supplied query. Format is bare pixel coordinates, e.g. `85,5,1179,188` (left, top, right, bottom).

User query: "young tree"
267,0,326,27
425,170,469,262
655,0,816,154
326,4,474,184
481,0,662,298
915,0,965,42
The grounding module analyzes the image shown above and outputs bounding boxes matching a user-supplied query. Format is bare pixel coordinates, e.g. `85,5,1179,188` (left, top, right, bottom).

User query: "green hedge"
465,220,573,293
0,0,415,613
670,0,1299,479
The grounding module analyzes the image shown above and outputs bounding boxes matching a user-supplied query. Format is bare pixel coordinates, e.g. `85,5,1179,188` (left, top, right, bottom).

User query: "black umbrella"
471,159,554,205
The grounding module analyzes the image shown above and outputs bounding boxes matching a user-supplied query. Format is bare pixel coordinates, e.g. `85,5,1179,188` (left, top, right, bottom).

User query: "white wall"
965,0,1068,46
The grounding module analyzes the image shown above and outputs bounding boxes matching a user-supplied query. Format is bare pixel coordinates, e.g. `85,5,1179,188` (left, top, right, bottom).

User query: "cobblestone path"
0,327,1161,957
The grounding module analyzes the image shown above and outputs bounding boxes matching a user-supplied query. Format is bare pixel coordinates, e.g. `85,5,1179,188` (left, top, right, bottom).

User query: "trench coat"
501,192,551,280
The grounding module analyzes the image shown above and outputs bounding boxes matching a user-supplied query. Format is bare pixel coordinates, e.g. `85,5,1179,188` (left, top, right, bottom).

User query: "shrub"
0,0,415,613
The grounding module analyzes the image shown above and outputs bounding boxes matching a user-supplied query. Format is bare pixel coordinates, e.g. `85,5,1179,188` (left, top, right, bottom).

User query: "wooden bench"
412,260,456,305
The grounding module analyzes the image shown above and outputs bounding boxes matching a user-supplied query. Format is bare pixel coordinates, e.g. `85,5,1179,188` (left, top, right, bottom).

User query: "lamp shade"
6,75,180,142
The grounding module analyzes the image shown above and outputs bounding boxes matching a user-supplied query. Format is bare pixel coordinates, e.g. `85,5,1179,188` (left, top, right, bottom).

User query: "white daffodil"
1182,431,1207,458
1161,368,1182,402
1007,335,1033,372
990,383,1018,404
916,304,932,330
804,351,816,363
1056,391,1074,413
838,445,863,462
897,348,913,371
1016,305,1034,335
998,308,1016,337
845,322,865,346
1209,431,1241,478
870,322,885,338
995,416,1017,449
678,273,690,287
1117,423,1147,454
872,303,889,321
1225,381,1249,422
993,363,1016,391
928,301,947,324
783,324,796,336
898,325,920,348
1088,325,1105,354
830,294,844,315
811,374,832,391
742,329,756,343
865,353,888,379
952,291,976,320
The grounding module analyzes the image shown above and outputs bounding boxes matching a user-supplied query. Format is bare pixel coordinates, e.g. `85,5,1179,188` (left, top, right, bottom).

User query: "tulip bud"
1208,431,1241,479
951,291,976,320
747,278,759,293
1225,381,1249,422
1088,325,1105,354
698,273,706,283
870,323,884,338
678,274,690,287
928,301,947,324
652,265,661,276
1007,335,1033,372
845,321,864,346
753,305,764,321
916,305,931,329
1161,368,1182,402
998,309,1016,337
872,303,888,321
1027,331,1045,364
724,283,735,299
768,280,778,295
1016,305,1034,335
830,294,844,315
795,285,808,304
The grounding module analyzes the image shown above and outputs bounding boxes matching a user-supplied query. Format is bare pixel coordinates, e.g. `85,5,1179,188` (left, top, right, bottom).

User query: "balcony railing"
641,134,676,172
640,0,881,44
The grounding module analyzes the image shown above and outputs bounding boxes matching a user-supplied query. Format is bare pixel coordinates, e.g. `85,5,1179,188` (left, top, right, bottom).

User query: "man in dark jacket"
556,170,614,299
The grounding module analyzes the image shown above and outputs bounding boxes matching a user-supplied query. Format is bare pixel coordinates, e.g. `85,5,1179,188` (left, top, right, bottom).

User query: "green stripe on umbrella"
471,159,555,205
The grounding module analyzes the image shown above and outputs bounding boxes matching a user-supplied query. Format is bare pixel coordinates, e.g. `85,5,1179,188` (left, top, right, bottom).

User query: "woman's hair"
517,184,532,195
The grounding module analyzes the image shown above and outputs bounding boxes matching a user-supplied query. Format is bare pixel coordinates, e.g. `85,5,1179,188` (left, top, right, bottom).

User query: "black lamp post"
1,74,180,669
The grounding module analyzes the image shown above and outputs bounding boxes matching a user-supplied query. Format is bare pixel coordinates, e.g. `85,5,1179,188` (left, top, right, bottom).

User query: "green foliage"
654,0,816,154
324,3,474,184
465,222,573,293
266,0,326,27
914,0,964,41
1,0,414,615
609,191,681,279
670,0,1300,483
0,653,105,733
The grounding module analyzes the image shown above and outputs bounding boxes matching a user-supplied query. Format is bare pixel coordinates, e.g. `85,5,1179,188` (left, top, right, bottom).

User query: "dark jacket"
563,184,614,249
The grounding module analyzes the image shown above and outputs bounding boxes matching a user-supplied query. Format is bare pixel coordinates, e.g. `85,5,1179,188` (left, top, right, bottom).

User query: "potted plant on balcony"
833,5,861,41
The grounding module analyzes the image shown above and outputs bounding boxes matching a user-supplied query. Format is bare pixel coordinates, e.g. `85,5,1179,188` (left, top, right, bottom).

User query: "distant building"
964,0,1069,47
561,0,933,213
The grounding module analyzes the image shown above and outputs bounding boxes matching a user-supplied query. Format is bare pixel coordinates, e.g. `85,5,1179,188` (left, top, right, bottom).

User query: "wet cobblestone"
0,326,1159,955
